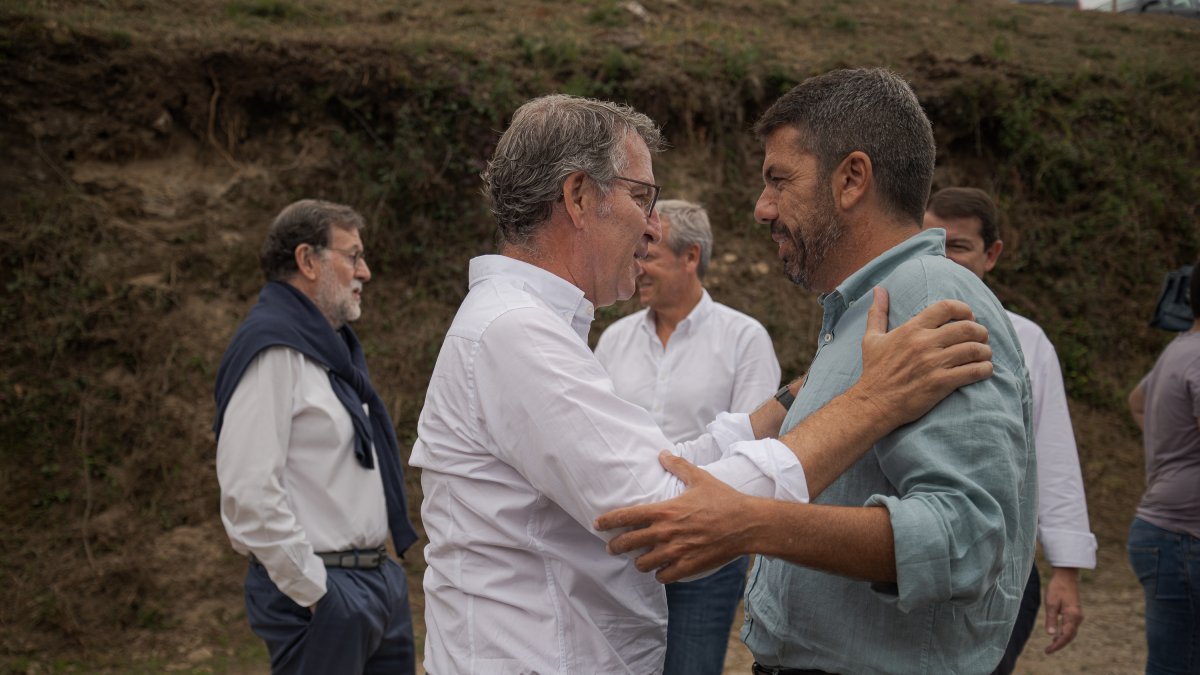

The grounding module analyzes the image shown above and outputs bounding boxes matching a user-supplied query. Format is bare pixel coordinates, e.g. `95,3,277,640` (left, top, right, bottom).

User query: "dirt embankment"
1,3,1196,672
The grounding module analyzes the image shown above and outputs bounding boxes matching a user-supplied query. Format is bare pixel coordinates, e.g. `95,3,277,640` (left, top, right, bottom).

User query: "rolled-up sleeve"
865,343,1031,611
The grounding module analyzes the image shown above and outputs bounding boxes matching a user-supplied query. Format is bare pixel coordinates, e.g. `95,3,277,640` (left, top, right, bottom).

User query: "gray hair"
482,94,665,245
260,199,366,282
754,68,935,225
656,199,713,279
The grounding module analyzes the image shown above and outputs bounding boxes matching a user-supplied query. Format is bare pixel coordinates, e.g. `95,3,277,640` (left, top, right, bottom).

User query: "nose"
754,187,777,226
358,259,372,283
646,208,662,244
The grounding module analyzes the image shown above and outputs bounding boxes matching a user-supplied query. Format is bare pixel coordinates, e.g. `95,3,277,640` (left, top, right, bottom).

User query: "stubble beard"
782,191,846,292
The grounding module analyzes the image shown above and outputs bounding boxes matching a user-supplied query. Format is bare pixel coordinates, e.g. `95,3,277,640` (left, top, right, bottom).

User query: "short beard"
314,267,360,328
784,188,845,292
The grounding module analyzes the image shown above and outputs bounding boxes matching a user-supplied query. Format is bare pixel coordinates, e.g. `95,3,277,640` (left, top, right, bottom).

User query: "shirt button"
824,333,833,343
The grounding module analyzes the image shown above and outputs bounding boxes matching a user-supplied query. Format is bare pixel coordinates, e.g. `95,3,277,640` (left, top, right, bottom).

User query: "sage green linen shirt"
742,228,1037,675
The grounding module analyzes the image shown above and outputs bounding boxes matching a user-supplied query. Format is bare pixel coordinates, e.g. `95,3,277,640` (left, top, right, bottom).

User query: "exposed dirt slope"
1,1,1197,671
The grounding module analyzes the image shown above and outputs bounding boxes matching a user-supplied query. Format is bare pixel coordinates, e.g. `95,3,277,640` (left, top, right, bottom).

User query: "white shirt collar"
469,254,595,341
642,288,713,337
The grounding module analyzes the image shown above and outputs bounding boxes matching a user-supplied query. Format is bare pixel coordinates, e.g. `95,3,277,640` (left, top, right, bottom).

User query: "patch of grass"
831,13,858,33
1078,45,1115,60
586,1,625,27
225,0,309,22
992,34,1012,60
989,14,1021,32
514,33,580,69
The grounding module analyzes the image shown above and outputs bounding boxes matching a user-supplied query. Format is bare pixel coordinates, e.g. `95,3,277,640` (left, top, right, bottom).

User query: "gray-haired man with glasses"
411,94,995,674
215,199,419,674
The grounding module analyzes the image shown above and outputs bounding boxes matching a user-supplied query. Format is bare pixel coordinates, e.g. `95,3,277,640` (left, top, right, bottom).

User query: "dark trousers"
663,555,750,675
244,558,415,675
991,564,1041,675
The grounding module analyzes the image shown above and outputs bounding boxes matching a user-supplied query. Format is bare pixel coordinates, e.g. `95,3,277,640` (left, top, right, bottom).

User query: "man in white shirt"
213,200,419,675
594,199,780,675
923,187,1098,674
411,94,995,674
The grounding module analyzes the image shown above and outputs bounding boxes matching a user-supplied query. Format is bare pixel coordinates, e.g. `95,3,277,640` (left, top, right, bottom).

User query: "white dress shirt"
594,290,781,443
411,255,808,675
216,346,389,607
1008,311,1097,569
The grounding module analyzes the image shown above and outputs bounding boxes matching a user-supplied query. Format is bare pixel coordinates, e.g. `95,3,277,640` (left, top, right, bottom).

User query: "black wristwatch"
774,384,795,411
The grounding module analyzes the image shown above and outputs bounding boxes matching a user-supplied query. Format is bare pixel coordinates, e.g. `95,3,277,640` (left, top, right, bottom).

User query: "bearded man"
598,69,1037,675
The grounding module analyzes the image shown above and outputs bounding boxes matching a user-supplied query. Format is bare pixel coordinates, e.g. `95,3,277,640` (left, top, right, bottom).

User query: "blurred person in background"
213,200,419,675
1127,257,1200,675
595,198,782,675
923,186,1098,674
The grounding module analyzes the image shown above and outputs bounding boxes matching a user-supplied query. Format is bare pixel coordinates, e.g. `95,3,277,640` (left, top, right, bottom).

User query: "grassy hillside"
1,0,1197,670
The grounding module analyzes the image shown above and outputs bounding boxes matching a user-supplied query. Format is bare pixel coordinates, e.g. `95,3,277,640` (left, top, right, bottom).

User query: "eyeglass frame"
611,175,661,219
316,245,367,269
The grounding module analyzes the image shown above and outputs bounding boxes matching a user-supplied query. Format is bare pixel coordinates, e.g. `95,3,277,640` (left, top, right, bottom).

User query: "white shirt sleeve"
1021,322,1098,569
216,348,327,606
474,308,805,541
702,438,811,503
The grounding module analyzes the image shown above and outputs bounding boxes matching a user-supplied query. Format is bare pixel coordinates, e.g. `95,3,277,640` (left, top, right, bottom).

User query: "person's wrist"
774,384,796,411
841,383,895,438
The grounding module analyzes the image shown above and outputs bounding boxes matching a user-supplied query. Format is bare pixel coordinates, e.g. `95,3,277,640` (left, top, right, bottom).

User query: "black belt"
752,664,836,675
315,546,388,569
251,546,388,569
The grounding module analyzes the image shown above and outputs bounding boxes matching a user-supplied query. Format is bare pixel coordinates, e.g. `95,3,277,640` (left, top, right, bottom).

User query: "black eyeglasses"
613,175,661,219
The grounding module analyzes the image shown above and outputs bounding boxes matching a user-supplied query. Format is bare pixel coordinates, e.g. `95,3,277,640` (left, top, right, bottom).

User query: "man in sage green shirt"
597,68,1037,674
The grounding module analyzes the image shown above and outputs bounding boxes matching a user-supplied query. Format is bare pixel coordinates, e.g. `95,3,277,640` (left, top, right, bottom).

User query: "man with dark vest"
214,199,418,675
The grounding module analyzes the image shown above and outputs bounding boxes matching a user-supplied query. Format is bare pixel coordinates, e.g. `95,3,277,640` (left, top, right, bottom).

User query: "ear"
831,151,872,212
683,244,701,274
294,243,321,282
561,171,591,230
983,239,1004,273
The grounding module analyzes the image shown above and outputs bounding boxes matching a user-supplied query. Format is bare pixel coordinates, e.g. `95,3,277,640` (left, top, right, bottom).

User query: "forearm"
775,386,898,499
741,499,896,583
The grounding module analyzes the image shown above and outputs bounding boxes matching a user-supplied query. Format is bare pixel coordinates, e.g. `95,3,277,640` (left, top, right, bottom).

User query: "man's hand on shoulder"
853,286,993,430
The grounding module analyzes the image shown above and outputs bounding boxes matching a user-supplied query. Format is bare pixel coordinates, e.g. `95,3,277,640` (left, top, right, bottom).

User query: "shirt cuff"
260,551,328,608
1038,528,1098,569
707,412,755,454
702,438,810,503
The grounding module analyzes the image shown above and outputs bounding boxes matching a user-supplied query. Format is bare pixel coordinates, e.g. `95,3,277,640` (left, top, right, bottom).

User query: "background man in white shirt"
923,187,1098,674
595,199,780,675
213,200,419,675
411,93,995,674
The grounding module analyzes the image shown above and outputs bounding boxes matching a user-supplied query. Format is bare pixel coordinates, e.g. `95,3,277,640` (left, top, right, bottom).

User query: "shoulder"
1005,310,1049,344
1004,310,1056,363
596,308,647,351
884,254,1023,368
604,308,649,334
881,255,987,312
708,301,771,337
450,279,556,343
